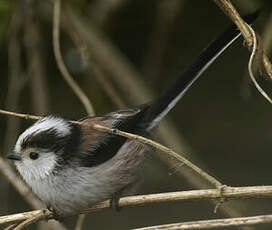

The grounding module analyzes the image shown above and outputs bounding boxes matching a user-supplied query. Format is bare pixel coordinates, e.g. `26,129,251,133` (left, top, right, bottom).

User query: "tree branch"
134,214,272,230
1,185,272,226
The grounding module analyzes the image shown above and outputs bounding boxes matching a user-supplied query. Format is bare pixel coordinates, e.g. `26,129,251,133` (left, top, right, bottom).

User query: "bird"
7,11,259,214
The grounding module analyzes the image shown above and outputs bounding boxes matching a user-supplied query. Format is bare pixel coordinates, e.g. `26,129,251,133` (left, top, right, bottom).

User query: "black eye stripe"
21,128,67,151
20,123,81,167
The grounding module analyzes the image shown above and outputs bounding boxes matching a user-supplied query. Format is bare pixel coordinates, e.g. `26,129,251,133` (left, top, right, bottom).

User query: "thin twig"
214,0,272,105
1,185,272,226
0,109,42,120
214,0,272,79
3,223,18,230
13,211,45,230
63,10,126,108
134,214,272,230
246,23,272,104
53,0,95,115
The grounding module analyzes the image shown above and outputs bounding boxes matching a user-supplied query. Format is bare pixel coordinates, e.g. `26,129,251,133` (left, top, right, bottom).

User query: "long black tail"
140,10,260,131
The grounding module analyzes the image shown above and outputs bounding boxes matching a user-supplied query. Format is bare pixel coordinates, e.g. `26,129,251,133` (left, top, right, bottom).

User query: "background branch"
63,10,126,108
53,0,95,116
24,0,50,115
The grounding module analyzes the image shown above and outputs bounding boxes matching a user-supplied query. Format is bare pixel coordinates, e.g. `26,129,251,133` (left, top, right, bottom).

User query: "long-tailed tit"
7,11,259,214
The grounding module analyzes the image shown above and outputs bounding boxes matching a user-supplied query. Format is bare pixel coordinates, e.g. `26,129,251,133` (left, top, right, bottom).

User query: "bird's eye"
29,151,39,160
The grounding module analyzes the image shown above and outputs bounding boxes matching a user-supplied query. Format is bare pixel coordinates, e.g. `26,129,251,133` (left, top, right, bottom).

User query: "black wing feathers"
80,107,149,167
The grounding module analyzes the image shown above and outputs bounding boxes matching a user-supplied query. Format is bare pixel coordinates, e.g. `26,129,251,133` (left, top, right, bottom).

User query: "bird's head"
7,116,80,180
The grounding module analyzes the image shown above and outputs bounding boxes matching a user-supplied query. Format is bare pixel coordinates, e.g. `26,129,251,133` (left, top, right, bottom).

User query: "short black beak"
7,152,22,161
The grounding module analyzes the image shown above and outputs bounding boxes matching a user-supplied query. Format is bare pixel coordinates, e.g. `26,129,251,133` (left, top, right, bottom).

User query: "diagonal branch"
0,108,222,188
92,124,223,188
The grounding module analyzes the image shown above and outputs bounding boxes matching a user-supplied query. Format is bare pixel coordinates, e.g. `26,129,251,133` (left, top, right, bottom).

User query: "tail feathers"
140,10,260,131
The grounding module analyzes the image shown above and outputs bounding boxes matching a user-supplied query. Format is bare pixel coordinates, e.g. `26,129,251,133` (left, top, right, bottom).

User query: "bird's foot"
47,206,63,222
110,191,122,212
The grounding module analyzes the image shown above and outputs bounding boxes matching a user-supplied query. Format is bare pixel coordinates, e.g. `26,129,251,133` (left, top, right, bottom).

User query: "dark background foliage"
1,0,272,229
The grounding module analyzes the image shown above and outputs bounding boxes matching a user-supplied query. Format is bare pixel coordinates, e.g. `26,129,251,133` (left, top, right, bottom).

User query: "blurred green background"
1,0,272,229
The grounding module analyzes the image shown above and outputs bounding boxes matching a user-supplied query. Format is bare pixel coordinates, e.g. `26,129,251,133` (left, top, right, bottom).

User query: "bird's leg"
110,190,122,212
47,206,63,222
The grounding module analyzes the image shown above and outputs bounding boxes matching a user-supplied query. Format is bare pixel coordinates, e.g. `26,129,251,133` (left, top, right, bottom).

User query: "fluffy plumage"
14,113,149,213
